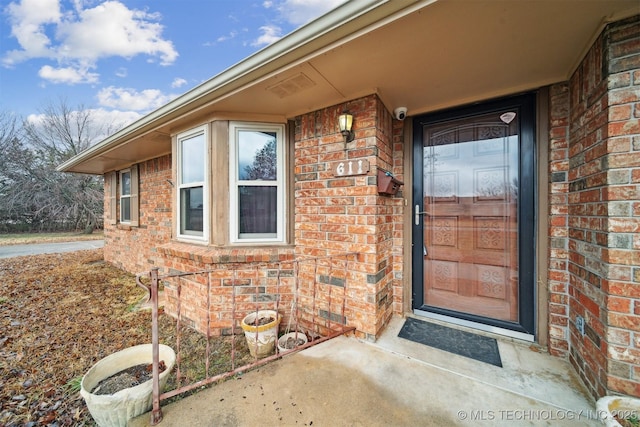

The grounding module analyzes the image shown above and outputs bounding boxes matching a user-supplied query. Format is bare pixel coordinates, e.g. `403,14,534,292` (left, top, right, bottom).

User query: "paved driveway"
0,240,105,259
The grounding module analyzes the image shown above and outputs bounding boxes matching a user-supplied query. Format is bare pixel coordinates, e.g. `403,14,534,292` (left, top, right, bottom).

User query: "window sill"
157,241,295,265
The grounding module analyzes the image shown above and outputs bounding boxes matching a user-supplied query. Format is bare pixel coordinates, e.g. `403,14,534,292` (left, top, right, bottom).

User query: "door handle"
414,204,429,225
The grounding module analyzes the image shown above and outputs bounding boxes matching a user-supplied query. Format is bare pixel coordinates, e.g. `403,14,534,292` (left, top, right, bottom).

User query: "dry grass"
0,249,252,426
0,232,104,246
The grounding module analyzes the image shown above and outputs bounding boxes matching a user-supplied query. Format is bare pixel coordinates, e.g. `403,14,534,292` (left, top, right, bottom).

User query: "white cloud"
276,0,346,26
2,0,178,84
38,64,98,84
214,30,238,44
3,0,61,65
96,86,178,112
56,2,177,65
89,107,142,133
249,0,346,47
115,67,127,78
171,78,187,88
251,25,283,47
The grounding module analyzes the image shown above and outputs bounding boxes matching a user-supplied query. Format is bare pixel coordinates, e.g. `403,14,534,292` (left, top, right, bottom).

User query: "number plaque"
331,159,370,177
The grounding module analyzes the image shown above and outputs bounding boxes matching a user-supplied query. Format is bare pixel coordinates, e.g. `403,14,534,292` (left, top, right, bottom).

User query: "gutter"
58,0,418,173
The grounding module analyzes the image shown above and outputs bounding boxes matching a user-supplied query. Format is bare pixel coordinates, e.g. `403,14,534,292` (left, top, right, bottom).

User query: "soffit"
235,0,639,117
61,0,639,174
69,131,172,174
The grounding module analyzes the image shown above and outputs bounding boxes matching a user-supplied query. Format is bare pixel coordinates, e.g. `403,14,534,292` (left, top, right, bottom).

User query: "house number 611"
332,159,370,177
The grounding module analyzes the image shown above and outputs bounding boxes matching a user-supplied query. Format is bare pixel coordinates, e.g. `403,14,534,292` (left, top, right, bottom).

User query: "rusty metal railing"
136,252,357,424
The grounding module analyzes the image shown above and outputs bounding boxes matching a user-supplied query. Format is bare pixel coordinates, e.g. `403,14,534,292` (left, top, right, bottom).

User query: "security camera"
394,107,407,120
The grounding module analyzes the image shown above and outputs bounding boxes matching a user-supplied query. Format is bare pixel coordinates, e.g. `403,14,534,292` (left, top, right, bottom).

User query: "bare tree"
0,111,30,229
23,100,101,159
0,100,116,233
0,110,20,152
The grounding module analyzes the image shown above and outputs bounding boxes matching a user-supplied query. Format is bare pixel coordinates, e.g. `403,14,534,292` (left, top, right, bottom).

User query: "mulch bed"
0,249,252,426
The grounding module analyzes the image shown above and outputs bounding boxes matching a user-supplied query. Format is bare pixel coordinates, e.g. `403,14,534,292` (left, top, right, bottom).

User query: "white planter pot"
277,331,308,353
241,310,281,358
80,344,176,427
596,395,640,427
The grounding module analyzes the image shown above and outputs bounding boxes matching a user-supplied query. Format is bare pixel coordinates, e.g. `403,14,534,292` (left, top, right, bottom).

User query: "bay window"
177,126,208,240
229,122,285,243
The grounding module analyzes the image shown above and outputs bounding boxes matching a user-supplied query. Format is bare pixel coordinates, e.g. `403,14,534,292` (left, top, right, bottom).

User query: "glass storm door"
412,94,535,335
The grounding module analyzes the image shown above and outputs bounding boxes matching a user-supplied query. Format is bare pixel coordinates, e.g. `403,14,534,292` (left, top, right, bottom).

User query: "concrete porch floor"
129,315,599,426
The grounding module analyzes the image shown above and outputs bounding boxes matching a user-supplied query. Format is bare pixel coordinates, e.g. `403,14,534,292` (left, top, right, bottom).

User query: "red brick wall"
103,155,173,273
559,15,640,398
566,23,610,397
601,15,640,398
157,245,296,335
103,96,406,340
294,94,404,339
547,83,571,358
104,155,299,335
391,116,407,313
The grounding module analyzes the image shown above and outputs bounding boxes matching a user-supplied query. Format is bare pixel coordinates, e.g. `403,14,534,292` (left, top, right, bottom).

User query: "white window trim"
176,125,209,243
119,169,131,224
229,122,286,244
108,172,117,225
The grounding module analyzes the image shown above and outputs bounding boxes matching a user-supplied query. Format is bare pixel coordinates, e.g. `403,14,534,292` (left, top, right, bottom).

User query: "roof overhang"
59,0,639,175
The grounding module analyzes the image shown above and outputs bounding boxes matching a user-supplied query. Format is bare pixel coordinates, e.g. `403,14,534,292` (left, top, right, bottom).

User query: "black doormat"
398,317,502,367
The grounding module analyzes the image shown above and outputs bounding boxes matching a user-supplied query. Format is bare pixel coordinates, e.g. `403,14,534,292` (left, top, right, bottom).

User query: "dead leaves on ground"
0,249,149,426
0,249,254,426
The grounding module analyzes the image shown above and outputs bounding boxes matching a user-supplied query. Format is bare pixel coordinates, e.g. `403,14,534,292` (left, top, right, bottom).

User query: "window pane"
238,131,277,181
180,187,203,233
181,133,205,183
239,186,276,236
121,172,131,195
121,198,131,222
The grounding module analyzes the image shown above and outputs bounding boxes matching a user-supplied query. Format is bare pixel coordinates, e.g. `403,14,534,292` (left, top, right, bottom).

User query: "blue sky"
0,0,345,129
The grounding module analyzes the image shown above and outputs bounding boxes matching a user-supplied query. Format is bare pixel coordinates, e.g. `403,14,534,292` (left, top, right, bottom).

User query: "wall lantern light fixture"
338,111,354,147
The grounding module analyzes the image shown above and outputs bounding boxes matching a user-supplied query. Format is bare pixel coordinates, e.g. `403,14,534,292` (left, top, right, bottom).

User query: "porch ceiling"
60,0,639,175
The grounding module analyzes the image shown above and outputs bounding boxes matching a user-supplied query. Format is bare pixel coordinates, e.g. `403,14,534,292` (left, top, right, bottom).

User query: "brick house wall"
294,94,404,339
104,155,173,274
100,15,639,399
103,94,404,340
548,16,640,398
547,83,571,358
601,16,640,398
157,247,296,335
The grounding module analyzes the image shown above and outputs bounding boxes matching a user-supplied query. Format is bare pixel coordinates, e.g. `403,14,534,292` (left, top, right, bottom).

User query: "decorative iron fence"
136,252,358,424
